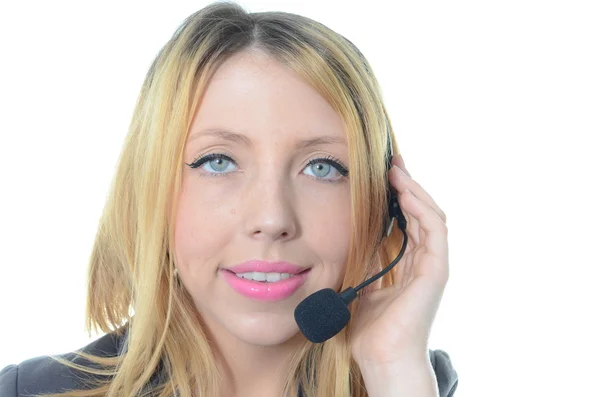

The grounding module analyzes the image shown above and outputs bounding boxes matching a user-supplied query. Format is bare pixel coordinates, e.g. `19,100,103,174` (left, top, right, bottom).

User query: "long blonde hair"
42,2,404,396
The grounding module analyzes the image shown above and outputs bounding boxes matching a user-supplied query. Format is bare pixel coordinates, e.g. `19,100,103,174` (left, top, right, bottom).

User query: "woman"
0,2,458,396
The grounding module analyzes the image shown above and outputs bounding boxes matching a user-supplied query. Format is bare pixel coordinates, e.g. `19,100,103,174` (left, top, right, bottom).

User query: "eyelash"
186,153,349,182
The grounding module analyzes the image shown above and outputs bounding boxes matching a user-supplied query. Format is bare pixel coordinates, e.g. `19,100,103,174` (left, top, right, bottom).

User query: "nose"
242,174,298,242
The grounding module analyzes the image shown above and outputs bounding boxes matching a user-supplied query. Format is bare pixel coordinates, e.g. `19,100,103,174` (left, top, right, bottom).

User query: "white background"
1,1,599,396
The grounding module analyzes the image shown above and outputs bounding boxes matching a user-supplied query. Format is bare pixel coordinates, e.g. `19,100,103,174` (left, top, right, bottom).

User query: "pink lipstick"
221,260,311,302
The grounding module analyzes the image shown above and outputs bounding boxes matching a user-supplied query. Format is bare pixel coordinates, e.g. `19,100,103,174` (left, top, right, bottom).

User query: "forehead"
189,49,346,142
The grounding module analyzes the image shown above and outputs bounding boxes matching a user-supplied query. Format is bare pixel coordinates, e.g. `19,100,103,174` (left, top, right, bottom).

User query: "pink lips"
221,260,311,302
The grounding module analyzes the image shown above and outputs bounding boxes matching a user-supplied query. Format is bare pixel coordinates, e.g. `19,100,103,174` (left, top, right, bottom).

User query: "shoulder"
429,349,459,397
0,330,126,397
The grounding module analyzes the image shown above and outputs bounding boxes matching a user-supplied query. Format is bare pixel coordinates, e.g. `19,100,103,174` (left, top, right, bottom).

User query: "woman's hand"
349,153,449,375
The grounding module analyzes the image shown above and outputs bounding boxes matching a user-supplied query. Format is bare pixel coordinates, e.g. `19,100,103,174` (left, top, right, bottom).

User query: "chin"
228,313,303,346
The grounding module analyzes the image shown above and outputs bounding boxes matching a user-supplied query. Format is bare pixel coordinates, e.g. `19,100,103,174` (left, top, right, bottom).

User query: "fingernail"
393,165,406,176
397,156,410,176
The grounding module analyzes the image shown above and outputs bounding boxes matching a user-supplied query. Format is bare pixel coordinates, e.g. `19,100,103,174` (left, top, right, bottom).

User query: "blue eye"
186,153,349,182
187,153,237,175
303,156,349,182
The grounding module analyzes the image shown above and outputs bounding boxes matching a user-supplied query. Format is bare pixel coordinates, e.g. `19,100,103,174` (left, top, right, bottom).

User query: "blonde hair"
42,1,404,396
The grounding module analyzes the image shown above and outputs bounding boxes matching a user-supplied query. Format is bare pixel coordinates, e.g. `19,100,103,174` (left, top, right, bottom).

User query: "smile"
221,268,311,302
233,271,306,282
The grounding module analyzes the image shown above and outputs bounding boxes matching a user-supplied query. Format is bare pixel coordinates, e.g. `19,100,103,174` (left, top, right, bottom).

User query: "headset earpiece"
383,123,407,239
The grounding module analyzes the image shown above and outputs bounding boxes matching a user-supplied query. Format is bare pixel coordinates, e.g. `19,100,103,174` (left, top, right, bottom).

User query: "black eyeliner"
186,152,349,179
306,155,349,177
186,153,236,169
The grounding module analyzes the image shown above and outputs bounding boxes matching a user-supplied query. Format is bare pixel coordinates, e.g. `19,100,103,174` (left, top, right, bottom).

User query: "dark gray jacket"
0,330,458,396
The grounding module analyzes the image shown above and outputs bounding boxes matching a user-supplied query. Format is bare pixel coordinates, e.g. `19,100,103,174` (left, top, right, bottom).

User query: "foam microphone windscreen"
294,288,350,343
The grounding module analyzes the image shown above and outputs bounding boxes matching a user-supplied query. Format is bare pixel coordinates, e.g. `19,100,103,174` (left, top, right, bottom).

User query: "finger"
389,165,447,224
391,153,410,177
399,188,449,274
388,167,424,247
391,153,446,223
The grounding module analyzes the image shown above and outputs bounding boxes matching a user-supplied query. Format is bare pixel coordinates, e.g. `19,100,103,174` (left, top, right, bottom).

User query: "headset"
293,122,409,343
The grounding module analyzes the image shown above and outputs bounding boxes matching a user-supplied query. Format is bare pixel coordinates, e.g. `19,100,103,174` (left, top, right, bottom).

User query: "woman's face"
173,48,351,346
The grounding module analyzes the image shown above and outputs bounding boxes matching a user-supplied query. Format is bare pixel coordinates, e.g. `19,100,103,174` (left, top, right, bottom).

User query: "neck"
203,318,307,397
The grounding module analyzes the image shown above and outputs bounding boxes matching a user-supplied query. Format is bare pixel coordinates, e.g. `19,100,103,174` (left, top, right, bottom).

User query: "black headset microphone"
293,127,409,343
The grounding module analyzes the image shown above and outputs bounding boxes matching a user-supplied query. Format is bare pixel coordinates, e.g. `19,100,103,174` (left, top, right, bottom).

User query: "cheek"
302,192,352,279
308,208,350,251
172,182,233,275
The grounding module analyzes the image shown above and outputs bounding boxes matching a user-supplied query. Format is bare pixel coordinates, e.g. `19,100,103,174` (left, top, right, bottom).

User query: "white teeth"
235,272,294,282
266,273,281,282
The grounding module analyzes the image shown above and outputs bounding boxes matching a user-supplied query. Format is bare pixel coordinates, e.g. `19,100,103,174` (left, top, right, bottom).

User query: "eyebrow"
190,128,347,149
